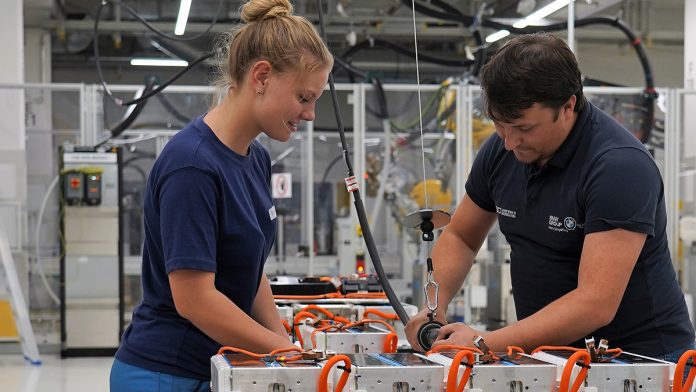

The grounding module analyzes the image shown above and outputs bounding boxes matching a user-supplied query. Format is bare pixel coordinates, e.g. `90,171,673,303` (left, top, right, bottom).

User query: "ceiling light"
130,58,189,67
175,0,193,35
485,30,511,43
513,0,570,28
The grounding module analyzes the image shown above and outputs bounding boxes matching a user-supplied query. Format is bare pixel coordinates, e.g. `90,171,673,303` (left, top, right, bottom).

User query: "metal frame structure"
1,83,692,345
2,83,682,268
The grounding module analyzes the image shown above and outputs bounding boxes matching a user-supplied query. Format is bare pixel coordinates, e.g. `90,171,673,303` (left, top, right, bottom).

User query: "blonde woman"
110,0,332,390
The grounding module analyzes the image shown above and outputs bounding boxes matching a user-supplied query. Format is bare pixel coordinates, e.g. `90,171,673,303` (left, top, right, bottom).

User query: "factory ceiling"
23,0,685,82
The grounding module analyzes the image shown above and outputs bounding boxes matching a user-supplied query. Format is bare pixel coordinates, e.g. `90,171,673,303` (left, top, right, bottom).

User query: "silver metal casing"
532,350,673,392
298,323,391,354
426,351,557,391
336,353,444,391
211,353,322,392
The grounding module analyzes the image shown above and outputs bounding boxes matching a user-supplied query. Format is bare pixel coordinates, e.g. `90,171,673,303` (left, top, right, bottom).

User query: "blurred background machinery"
58,146,124,356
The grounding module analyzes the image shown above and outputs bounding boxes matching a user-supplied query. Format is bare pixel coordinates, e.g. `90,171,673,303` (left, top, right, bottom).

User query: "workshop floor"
0,355,113,392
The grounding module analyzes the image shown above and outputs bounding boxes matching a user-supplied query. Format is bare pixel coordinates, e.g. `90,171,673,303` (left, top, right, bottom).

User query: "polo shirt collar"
546,102,593,169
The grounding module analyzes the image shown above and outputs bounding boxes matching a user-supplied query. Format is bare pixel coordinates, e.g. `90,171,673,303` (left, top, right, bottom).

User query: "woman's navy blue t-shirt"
115,116,277,379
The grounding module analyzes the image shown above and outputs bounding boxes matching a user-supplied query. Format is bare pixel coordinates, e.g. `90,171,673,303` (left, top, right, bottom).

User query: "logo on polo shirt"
496,206,517,219
548,215,583,232
564,217,576,230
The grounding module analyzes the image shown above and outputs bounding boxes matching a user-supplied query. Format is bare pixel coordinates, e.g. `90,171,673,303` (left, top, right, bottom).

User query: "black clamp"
337,365,352,373
421,219,434,241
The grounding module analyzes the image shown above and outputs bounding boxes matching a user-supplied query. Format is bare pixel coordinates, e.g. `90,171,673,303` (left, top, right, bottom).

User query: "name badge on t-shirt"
269,205,277,221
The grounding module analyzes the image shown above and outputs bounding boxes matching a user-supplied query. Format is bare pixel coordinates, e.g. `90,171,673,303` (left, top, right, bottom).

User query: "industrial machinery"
356,303,418,348
59,146,124,356
296,318,397,354
274,297,417,349
211,350,444,392
211,350,323,392
210,336,690,392
291,303,355,324
425,346,557,392
334,353,444,392
532,344,674,392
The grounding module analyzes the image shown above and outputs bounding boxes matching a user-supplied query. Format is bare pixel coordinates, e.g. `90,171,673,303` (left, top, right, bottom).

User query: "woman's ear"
249,60,272,94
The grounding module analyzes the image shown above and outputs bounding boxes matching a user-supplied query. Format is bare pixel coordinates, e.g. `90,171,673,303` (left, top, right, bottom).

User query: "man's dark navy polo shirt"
466,102,694,356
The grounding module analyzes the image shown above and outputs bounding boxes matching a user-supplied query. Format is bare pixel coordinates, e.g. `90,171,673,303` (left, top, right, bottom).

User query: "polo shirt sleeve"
582,147,661,237
465,135,498,212
158,167,219,274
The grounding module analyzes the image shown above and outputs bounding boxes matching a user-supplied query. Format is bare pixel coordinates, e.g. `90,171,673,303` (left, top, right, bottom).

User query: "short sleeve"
582,148,661,237
465,135,498,212
158,167,219,273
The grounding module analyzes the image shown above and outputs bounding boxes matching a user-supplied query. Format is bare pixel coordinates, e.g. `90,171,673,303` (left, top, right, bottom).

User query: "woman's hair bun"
241,0,294,23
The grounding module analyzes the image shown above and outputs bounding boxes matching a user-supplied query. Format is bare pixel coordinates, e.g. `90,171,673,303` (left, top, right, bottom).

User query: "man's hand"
405,308,447,351
431,322,484,349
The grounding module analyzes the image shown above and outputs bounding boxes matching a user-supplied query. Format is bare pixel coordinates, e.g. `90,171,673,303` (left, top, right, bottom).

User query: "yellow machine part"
0,300,19,340
473,118,496,149
410,179,453,210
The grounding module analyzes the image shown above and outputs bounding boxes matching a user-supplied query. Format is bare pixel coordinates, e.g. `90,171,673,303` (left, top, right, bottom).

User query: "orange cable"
345,319,396,334
295,311,320,321
363,308,399,321
559,350,591,392
446,349,475,392
302,305,338,319
674,350,696,392
275,354,303,362
602,348,623,361
305,318,398,352
293,311,319,348
217,346,266,358
318,354,352,392
274,292,343,300
383,333,399,353
269,347,303,356
531,346,582,354
301,304,352,324
274,292,386,300
427,345,484,356
216,346,302,363
281,319,292,334
506,346,525,356
344,292,387,299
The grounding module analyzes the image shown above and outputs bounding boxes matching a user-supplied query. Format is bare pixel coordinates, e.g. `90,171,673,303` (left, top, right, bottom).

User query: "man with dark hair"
405,33,694,361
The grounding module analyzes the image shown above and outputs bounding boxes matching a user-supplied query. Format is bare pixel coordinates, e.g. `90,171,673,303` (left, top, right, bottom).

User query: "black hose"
93,0,217,107
95,76,158,148
123,164,147,183
341,38,475,68
332,55,369,80
470,30,487,78
371,78,390,120
401,0,655,142
316,0,411,325
157,94,193,125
